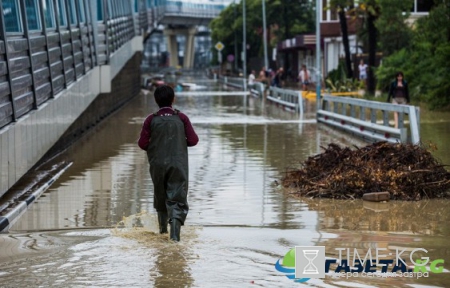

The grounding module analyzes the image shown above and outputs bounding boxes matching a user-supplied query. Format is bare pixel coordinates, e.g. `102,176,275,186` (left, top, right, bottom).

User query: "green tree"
210,3,242,65
376,0,450,109
376,0,413,57
410,0,450,108
210,0,314,69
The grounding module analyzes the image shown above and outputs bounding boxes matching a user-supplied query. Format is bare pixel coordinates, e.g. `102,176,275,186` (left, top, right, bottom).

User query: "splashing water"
111,211,201,247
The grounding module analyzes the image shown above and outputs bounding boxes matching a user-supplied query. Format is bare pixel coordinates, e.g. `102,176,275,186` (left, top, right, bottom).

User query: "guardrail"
221,76,246,89
250,82,265,96
214,73,304,116
215,74,265,96
317,95,420,144
267,86,304,117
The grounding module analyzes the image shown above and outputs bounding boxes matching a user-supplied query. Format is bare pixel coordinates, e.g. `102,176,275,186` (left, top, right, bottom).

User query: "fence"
317,95,420,144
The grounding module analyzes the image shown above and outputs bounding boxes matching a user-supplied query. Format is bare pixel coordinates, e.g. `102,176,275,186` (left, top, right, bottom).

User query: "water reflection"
302,198,450,236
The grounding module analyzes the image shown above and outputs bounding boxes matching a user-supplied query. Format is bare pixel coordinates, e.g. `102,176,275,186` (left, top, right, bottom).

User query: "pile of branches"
282,141,450,200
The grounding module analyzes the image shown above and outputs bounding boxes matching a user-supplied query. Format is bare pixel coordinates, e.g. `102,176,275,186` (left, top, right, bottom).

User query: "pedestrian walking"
387,71,410,128
138,85,199,241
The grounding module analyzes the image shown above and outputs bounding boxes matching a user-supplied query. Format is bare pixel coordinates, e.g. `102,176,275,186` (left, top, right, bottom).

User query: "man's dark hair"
154,85,175,107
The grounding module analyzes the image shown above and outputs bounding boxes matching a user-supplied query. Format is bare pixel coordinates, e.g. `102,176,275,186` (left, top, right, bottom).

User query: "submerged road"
0,77,449,287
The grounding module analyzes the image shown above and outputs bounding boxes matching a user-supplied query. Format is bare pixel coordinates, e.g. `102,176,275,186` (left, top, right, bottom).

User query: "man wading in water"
138,85,199,241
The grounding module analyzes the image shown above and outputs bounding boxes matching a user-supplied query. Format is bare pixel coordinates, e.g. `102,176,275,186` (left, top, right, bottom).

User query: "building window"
42,0,56,28
56,0,67,26
25,0,41,30
413,0,433,13
67,0,77,25
77,0,86,23
2,0,22,33
322,0,339,22
97,0,103,21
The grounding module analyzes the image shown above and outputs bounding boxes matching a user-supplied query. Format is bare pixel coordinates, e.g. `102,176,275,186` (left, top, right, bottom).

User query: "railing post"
409,105,420,144
298,91,303,118
400,128,407,143
19,0,38,109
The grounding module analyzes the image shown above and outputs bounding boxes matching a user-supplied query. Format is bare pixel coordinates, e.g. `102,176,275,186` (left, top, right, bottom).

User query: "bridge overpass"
0,0,228,199
148,0,230,68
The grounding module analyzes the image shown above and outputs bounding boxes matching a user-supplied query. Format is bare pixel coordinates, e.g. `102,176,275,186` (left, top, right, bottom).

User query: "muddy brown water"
1,79,449,287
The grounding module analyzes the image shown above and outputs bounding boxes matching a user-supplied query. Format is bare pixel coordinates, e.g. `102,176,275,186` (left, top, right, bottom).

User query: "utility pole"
234,0,238,73
262,0,268,69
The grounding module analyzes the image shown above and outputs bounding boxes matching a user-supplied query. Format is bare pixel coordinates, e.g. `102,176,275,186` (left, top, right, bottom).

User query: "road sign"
215,42,224,52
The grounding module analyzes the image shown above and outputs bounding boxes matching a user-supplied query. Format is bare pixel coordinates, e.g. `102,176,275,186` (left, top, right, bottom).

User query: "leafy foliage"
210,0,314,65
376,1,450,109
325,60,362,92
375,0,413,57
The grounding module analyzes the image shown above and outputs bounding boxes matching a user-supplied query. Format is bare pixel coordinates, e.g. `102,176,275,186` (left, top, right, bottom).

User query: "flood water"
1,78,449,287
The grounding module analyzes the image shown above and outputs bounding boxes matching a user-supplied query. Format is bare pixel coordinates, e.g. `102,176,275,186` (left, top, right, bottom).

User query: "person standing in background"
358,59,368,88
298,65,310,91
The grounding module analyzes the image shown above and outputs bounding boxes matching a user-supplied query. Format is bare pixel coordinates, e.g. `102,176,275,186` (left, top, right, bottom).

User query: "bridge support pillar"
183,27,197,69
164,27,197,68
166,34,179,67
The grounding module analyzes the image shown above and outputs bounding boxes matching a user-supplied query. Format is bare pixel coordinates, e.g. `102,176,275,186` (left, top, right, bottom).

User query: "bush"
326,60,362,92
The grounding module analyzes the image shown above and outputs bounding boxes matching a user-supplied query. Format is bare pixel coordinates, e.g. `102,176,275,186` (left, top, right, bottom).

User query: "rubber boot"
157,212,168,234
170,219,181,242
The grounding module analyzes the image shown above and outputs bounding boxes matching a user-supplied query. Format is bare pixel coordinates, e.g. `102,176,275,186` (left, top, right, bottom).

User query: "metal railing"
215,73,304,117
267,86,304,116
222,76,245,89
317,95,420,144
0,0,148,130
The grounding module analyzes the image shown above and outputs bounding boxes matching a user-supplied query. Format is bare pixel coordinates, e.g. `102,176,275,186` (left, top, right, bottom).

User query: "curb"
0,162,73,232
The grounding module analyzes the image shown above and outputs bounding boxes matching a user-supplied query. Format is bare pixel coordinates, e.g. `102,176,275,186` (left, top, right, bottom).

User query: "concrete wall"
0,36,143,198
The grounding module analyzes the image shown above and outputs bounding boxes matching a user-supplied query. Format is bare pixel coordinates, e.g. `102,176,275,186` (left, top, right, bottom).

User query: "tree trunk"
338,6,353,79
367,11,377,95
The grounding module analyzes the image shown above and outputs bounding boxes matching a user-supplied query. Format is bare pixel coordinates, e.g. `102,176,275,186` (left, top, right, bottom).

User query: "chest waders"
147,110,188,241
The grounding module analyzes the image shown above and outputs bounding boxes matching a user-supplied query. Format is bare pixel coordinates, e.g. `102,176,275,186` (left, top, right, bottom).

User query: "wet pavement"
0,78,449,287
